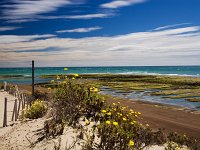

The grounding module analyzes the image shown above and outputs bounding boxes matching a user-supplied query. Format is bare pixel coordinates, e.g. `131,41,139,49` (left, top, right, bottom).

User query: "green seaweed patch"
40,74,200,100
151,89,200,95
104,81,171,92
40,74,200,86
186,98,200,102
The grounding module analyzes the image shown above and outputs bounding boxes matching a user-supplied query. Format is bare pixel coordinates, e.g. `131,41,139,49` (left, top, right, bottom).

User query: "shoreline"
103,94,200,113
105,96,200,138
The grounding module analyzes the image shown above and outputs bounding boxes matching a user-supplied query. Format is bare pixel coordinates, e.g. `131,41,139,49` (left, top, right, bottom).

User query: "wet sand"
106,98,200,138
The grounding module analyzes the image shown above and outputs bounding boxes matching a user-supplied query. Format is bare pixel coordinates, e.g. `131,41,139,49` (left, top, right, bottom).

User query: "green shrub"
52,78,105,126
24,100,47,119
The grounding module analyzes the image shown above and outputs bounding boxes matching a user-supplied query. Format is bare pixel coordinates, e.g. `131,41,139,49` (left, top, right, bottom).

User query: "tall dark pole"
32,60,34,100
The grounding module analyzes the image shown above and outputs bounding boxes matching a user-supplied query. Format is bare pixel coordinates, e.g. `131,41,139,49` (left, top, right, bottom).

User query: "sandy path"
0,117,166,150
0,90,18,128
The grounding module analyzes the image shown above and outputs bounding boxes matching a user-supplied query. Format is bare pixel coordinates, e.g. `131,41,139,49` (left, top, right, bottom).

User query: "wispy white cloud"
60,13,110,19
101,0,147,9
0,26,22,32
1,0,85,22
0,34,55,44
153,23,191,31
56,26,102,33
34,13,111,20
1,25,200,67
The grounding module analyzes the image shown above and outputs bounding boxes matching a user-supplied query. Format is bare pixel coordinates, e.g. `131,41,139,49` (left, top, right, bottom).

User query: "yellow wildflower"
101,110,107,113
122,107,126,110
137,112,141,115
93,88,98,92
48,87,51,90
50,80,55,83
107,112,111,116
73,74,79,77
135,114,138,117
64,67,68,71
129,140,134,146
113,103,116,106
85,119,90,126
72,77,75,80
117,102,120,104
106,120,111,125
90,87,98,92
113,121,118,126
122,117,127,121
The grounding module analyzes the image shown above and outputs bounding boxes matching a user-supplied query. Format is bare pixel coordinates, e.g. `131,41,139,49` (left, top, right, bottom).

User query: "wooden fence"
2,82,33,127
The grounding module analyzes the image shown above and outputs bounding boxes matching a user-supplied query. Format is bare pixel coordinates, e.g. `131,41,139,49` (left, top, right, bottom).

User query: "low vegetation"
42,73,200,150
24,100,47,119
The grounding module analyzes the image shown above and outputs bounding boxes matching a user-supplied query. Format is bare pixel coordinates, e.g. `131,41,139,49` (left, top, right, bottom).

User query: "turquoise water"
0,66,200,84
1,66,200,110
100,87,200,110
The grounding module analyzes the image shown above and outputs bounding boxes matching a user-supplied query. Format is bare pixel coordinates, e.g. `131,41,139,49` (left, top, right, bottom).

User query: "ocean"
1,66,200,110
0,66,200,84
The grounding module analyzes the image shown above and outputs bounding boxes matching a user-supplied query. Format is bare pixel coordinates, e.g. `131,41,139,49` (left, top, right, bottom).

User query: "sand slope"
0,117,166,150
0,91,18,128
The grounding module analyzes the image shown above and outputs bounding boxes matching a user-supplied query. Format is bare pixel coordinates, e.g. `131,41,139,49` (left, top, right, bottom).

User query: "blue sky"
0,0,200,67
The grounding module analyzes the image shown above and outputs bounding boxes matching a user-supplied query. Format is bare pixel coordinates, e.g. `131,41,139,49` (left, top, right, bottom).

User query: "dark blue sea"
0,66,200,84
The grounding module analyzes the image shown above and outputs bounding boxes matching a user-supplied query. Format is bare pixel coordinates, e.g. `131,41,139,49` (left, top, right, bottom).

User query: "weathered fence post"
32,60,35,101
21,94,24,108
26,96,29,109
12,99,18,121
3,98,7,127
4,81,7,91
17,99,21,119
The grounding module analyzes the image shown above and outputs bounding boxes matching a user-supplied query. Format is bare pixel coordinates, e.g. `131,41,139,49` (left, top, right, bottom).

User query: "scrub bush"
24,100,47,119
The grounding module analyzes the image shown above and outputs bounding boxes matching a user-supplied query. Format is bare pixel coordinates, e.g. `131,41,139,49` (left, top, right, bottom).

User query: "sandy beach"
0,116,166,150
0,90,17,128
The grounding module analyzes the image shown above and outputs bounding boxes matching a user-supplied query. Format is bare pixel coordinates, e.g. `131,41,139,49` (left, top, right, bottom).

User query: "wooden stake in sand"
3,97,7,127
12,99,18,121
4,81,7,91
17,99,21,119
32,60,35,101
